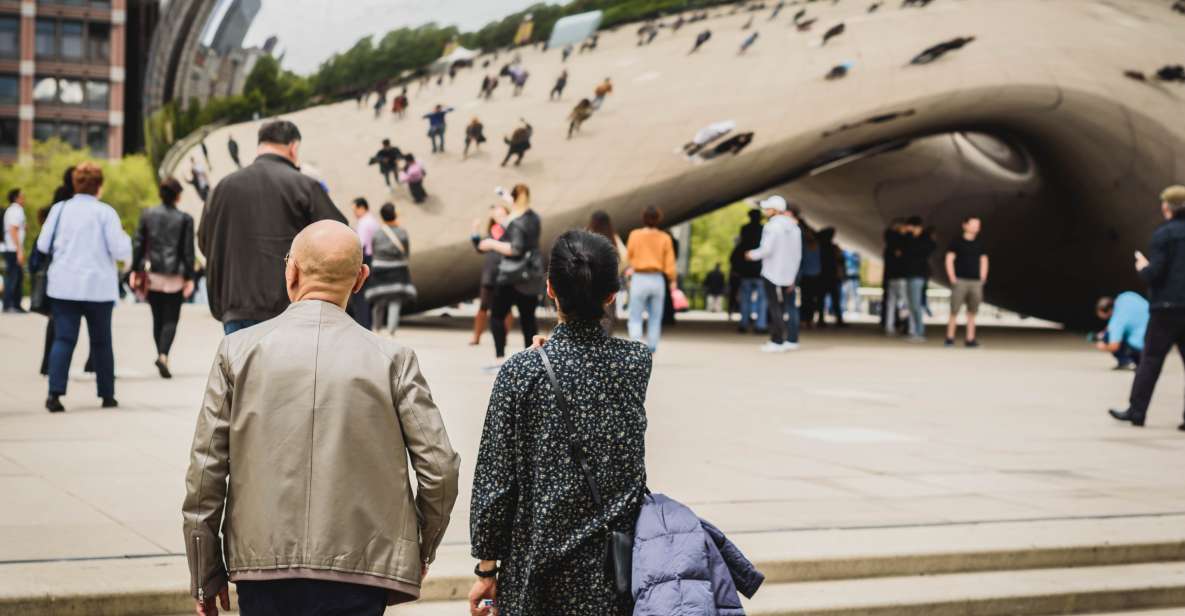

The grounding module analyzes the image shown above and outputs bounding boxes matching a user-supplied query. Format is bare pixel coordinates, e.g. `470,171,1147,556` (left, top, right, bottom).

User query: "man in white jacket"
746,196,803,352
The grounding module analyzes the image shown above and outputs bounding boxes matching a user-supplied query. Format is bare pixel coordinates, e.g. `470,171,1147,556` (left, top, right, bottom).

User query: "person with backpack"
364,203,416,335
476,184,542,366
469,229,649,616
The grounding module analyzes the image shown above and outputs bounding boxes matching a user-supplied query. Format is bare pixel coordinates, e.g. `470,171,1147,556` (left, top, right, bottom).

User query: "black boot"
46,395,64,413
101,397,118,408
1108,408,1144,427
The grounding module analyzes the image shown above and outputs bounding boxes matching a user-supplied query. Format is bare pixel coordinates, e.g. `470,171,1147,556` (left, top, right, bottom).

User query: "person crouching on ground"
1095,293,1148,370
183,220,460,616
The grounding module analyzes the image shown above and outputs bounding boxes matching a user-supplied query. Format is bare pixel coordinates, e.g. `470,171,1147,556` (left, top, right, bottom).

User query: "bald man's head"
287,220,368,307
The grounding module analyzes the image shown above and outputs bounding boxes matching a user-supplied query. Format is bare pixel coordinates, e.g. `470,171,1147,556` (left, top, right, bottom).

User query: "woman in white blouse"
35,162,132,413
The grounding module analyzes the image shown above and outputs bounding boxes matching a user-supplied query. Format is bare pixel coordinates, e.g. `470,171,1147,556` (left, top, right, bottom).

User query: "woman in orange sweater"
626,206,677,352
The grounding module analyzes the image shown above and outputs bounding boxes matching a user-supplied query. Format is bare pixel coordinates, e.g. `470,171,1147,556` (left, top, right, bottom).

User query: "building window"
84,80,108,109
86,124,107,153
0,118,17,154
0,76,18,106
33,77,57,103
33,76,109,107
33,120,55,142
58,122,82,148
32,120,109,154
36,19,56,58
87,23,110,61
0,17,19,60
58,78,83,104
60,21,84,59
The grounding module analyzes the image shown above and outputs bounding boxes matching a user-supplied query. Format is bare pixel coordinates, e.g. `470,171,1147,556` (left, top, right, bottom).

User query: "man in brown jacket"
182,220,460,616
197,120,347,335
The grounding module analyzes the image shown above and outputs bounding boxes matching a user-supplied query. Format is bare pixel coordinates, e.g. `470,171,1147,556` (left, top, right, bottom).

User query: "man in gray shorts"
945,216,988,347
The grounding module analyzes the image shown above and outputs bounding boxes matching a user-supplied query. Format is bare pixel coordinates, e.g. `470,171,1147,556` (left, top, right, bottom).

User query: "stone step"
386,562,1185,616
7,515,1185,616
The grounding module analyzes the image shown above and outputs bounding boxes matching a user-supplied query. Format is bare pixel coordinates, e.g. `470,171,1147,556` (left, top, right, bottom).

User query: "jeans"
883,278,908,334
1127,311,1185,422
2,251,22,310
429,126,445,152
906,276,926,337
223,319,262,335
1113,341,1141,367
628,272,666,352
490,285,539,358
147,291,183,356
738,277,767,331
763,279,798,344
49,299,114,398
843,278,860,313
236,579,387,616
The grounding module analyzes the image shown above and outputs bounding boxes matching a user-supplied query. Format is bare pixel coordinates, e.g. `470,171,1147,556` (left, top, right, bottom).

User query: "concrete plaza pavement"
2,305,1185,612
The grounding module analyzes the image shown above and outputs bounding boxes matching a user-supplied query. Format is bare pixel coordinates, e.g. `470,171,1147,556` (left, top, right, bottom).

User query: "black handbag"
29,203,66,316
537,347,635,605
495,249,543,288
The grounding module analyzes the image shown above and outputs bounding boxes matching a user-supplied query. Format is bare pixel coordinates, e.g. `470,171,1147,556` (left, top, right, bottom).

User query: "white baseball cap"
758,195,787,212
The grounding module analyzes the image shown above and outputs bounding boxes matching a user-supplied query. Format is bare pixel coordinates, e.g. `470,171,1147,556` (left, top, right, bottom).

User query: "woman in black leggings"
477,183,543,367
130,177,195,378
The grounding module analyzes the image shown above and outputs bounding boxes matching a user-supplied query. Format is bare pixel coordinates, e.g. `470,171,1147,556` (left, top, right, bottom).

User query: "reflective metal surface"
150,0,1185,325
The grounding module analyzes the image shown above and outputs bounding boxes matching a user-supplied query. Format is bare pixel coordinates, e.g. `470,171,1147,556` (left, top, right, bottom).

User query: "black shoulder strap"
537,347,603,507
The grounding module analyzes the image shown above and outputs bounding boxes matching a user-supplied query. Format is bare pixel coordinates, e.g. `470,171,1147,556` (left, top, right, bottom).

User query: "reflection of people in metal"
700,132,755,160
690,30,712,54
502,120,533,167
821,22,845,46
681,120,735,157
568,99,593,139
910,36,976,65
227,136,241,169
592,77,613,110
464,118,486,159
738,31,759,55
550,70,568,100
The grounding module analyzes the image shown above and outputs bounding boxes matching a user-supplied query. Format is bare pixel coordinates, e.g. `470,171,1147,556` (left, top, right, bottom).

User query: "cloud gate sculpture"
157,0,1185,327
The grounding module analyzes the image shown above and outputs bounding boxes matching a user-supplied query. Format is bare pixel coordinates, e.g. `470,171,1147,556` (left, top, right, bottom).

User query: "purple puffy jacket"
632,493,765,615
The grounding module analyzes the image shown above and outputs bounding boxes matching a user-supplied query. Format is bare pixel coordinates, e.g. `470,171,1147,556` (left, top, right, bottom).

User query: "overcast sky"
238,0,553,74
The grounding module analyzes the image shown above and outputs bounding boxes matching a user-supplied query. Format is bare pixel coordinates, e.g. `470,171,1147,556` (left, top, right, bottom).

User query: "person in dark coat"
816,227,845,327
370,139,404,187
227,136,241,168
501,120,533,167
469,230,649,616
197,120,347,334
1110,185,1185,432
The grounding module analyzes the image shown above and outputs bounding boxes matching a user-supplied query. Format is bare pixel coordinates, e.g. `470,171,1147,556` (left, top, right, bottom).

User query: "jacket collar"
284,299,349,318
256,153,299,171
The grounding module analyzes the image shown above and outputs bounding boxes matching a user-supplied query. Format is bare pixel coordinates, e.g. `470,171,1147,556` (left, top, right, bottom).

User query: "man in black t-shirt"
944,216,988,347
370,139,403,188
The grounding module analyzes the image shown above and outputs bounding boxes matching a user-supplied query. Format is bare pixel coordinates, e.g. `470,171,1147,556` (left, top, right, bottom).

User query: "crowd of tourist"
2,2,1184,615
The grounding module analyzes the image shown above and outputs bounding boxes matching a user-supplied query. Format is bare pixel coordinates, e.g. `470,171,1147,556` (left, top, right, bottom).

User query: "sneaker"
780,342,800,351
907,336,927,344
760,342,786,353
101,397,118,408
944,338,955,347
155,358,172,379
965,339,980,348
46,395,65,413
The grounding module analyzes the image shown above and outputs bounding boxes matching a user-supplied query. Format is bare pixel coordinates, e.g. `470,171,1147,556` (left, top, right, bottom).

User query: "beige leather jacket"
182,300,460,605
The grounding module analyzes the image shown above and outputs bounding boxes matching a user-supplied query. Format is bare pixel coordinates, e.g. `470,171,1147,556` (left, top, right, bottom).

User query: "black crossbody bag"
537,347,634,605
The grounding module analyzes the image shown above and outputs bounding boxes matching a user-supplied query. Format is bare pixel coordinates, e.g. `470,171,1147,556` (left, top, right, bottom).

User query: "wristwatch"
474,563,499,578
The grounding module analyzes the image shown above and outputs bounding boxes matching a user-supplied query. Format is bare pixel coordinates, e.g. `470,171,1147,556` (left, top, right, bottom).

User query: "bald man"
182,221,460,616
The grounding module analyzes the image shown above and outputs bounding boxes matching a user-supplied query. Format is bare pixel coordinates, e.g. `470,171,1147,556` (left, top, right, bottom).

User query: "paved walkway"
1,305,1184,569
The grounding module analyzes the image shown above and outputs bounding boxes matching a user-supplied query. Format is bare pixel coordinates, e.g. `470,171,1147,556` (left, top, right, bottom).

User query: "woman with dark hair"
36,166,77,376
477,183,542,366
365,202,416,335
470,203,514,345
626,206,677,352
130,177,195,379
38,162,132,412
469,229,649,616
501,119,533,166
587,209,628,333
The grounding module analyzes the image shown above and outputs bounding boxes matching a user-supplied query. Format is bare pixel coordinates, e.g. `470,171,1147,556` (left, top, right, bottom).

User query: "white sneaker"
760,342,785,353
781,342,800,351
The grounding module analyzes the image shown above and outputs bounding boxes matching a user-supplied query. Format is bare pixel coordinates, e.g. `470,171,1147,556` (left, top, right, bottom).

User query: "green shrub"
0,140,158,255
